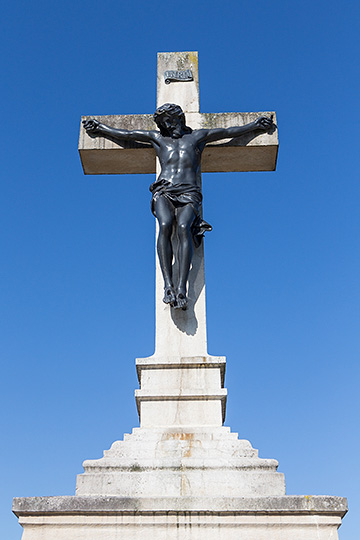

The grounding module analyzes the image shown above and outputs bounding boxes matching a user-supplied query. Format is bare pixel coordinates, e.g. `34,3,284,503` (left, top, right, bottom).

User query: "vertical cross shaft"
153,52,209,358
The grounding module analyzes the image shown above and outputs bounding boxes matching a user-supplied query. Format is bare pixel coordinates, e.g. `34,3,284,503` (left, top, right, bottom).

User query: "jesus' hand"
254,115,274,131
83,118,101,135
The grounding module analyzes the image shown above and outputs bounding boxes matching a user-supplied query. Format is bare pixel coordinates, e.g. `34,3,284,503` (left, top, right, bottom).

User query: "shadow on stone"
170,236,202,336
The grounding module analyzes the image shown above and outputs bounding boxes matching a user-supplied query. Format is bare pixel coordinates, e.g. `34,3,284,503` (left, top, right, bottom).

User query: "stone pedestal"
13,352,347,540
75,355,284,500
76,427,284,498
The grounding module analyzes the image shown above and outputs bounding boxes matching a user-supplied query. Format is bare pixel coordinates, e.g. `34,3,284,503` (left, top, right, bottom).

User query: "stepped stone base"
13,356,348,539
13,495,347,540
13,425,347,539
12,354,348,539
76,426,285,497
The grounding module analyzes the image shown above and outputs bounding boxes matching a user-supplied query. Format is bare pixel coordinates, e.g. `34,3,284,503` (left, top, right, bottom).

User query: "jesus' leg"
154,196,176,306
175,204,196,310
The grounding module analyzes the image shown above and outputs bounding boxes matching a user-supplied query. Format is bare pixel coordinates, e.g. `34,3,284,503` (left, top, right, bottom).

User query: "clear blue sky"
1,1,359,538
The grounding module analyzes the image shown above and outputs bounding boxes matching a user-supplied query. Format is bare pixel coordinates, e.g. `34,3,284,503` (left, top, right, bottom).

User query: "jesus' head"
153,103,192,138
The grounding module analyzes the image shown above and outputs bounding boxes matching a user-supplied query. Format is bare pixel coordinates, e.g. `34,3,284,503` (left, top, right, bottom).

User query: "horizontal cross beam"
79,111,278,175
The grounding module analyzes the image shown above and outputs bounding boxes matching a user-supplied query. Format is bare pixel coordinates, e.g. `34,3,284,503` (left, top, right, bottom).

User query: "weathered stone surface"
79,114,155,175
135,356,227,427
157,51,200,113
13,495,348,515
75,350,284,499
75,426,285,498
13,496,347,540
136,355,226,383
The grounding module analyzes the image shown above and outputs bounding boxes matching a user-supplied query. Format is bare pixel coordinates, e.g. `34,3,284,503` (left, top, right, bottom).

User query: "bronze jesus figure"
83,103,274,310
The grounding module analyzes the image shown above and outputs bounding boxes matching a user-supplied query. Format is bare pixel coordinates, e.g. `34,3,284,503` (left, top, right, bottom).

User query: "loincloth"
149,179,212,247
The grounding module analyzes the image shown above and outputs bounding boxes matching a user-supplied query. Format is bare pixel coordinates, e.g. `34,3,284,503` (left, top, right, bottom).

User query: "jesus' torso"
152,131,205,186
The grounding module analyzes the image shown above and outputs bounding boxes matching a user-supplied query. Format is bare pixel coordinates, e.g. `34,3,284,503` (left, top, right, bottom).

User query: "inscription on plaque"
164,69,193,84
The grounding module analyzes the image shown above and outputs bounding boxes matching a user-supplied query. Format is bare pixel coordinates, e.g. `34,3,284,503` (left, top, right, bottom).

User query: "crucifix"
79,51,278,362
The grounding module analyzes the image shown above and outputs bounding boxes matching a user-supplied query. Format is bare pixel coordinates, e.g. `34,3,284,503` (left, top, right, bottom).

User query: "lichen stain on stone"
176,53,187,70
160,51,198,81
201,113,221,129
174,52,198,73
188,51,199,76
201,112,250,130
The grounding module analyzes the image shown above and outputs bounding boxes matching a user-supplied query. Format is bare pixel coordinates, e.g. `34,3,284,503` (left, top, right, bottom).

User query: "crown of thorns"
153,103,185,125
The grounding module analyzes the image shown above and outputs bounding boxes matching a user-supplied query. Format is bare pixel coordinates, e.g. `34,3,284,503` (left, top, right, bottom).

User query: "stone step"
76,466,285,497
99,441,259,460
82,457,278,471
135,388,227,427
124,426,238,440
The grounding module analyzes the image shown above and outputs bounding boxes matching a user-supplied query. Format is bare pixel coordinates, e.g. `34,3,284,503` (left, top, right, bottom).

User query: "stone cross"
79,51,277,351
79,51,278,427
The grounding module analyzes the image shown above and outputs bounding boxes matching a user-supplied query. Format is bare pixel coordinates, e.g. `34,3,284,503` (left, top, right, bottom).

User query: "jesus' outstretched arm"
82,118,156,144
195,115,275,144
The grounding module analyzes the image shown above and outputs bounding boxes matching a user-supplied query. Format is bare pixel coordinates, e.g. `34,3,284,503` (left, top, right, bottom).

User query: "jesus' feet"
175,288,188,310
163,286,176,306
